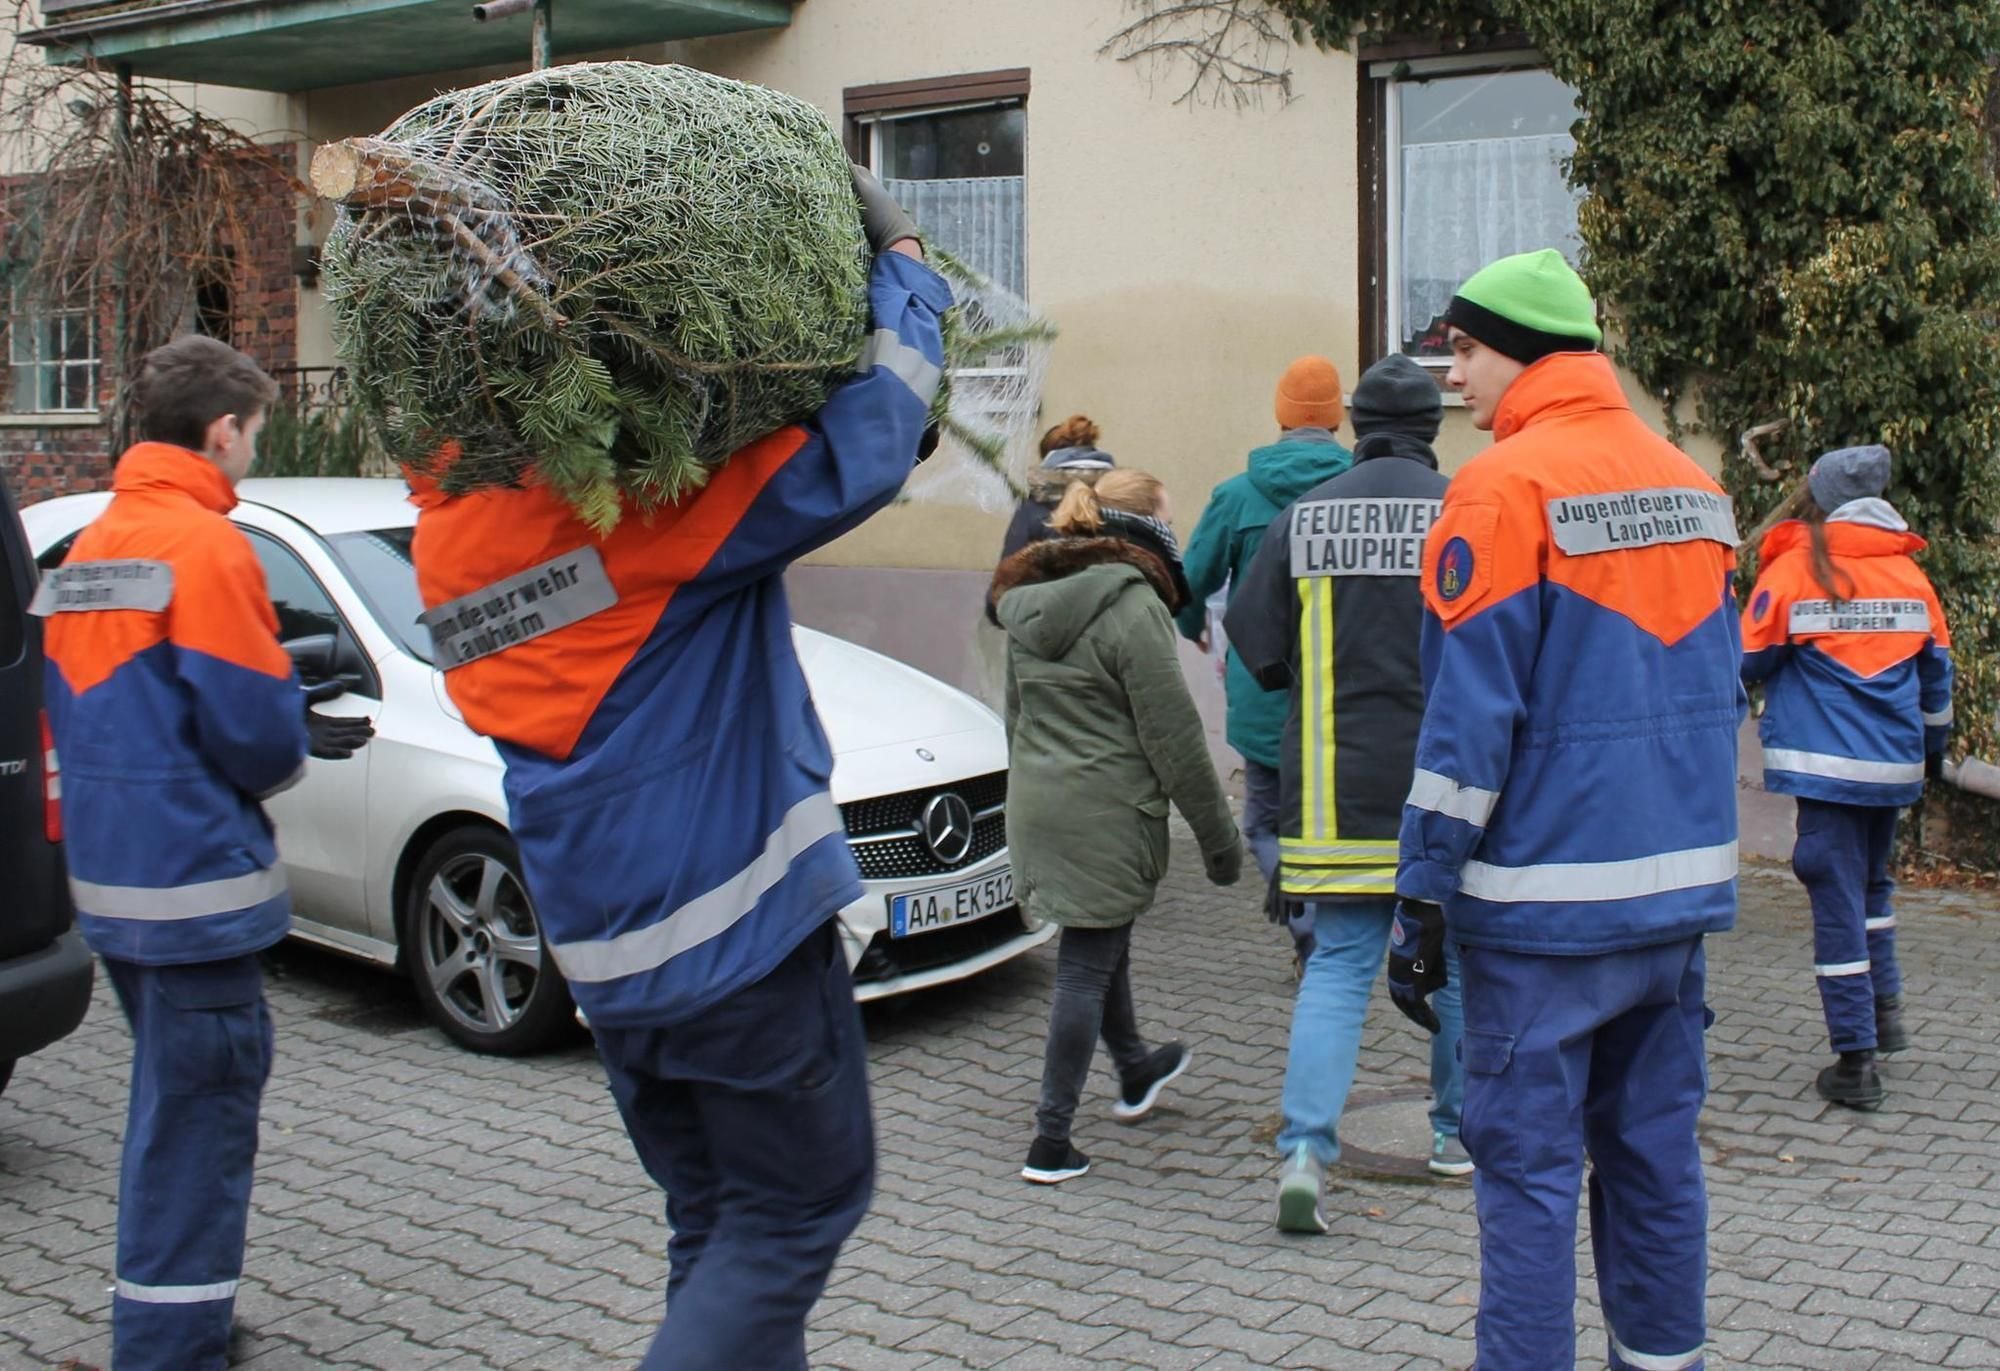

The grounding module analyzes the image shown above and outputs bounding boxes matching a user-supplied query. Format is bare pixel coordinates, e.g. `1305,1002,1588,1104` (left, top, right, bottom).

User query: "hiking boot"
1817,1051,1885,1112
1428,1131,1475,1177
1875,995,1909,1055
1021,1136,1090,1184
1276,1143,1328,1234
1113,1042,1191,1123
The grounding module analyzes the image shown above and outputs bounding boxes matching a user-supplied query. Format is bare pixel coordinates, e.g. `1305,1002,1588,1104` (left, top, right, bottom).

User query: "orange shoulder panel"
1421,453,1542,626
412,425,809,760
166,518,292,678
1529,416,1735,647
43,509,170,695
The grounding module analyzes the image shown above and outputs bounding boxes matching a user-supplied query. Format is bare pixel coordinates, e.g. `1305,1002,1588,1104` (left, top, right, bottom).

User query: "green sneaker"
1429,1131,1475,1177
1276,1143,1328,1233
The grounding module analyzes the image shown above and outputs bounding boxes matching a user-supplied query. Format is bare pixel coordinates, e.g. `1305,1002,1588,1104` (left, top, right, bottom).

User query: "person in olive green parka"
991,469,1243,1186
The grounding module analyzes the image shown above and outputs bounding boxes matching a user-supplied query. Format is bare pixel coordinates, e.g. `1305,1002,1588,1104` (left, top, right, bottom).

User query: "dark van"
0,474,92,1097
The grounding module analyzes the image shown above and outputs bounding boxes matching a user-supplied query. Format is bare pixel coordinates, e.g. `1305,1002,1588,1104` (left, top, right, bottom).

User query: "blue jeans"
1793,798,1902,1052
1459,938,1710,1371
1275,899,1464,1165
103,955,274,1371
595,921,874,1371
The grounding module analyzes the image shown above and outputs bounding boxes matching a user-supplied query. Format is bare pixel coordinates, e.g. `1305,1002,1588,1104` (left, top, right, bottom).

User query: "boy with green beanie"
1387,248,1742,1371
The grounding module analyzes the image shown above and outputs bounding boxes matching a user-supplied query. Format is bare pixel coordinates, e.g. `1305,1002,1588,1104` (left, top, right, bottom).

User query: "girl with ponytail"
987,467,1240,1184
1740,445,1954,1112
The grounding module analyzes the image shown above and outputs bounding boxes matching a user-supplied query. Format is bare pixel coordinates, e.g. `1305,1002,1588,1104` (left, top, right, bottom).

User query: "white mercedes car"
24,479,1048,1054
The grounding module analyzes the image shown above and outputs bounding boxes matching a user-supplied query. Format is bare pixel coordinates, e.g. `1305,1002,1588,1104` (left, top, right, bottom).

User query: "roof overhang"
20,0,793,93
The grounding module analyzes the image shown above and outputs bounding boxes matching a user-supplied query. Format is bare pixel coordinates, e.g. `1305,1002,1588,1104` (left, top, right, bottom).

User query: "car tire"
401,825,575,1056
0,1059,12,1097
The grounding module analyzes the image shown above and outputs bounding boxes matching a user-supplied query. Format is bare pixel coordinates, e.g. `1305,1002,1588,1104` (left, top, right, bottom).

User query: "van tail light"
40,710,61,844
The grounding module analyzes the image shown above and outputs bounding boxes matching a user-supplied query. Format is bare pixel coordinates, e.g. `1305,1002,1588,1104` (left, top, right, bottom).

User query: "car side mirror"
285,634,337,682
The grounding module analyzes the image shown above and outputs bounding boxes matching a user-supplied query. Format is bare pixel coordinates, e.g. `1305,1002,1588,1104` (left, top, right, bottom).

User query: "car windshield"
325,527,433,664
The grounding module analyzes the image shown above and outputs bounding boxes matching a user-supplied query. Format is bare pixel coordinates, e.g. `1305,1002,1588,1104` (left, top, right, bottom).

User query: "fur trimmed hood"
988,536,1184,653
992,536,1179,610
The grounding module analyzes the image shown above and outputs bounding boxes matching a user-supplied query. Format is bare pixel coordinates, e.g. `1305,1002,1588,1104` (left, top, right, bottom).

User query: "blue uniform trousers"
1792,798,1901,1053
1458,937,1710,1371
595,920,874,1371
103,955,274,1371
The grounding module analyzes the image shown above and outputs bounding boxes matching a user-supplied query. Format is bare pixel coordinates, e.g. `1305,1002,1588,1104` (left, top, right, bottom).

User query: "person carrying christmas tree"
407,169,942,1370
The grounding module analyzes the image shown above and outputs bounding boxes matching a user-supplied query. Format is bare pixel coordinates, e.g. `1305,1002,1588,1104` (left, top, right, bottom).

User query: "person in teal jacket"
1177,355,1355,960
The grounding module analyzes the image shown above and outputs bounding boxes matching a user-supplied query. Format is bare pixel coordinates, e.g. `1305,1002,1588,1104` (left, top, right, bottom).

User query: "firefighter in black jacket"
1225,353,1468,1233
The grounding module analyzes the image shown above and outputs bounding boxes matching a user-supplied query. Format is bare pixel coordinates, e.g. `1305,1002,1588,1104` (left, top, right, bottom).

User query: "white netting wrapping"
313,61,1049,529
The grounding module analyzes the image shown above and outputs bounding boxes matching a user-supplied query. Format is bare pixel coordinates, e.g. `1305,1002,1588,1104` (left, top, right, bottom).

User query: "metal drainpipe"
532,0,551,70
1944,758,2000,801
112,63,133,458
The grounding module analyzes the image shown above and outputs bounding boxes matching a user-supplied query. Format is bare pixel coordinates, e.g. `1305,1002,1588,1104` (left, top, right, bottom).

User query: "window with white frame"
7,278,100,413
1374,55,1585,366
850,82,1026,299
848,71,1030,433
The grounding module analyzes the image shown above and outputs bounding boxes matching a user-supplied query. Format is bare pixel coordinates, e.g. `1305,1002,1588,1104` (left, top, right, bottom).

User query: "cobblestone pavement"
4,841,1999,1370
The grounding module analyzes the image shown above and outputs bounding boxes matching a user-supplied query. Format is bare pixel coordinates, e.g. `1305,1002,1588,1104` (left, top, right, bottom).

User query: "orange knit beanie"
1274,356,1345,431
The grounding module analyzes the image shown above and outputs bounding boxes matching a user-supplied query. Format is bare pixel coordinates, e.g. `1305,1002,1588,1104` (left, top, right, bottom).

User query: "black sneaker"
1021,1136,1090,1184
1875,995,1909,1055
1817,1051,1886,1112
1113,1042,1191,1123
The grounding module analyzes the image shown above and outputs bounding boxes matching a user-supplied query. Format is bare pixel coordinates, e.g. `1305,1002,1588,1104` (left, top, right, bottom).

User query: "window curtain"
883,175,1026,297
1399,134,1583,352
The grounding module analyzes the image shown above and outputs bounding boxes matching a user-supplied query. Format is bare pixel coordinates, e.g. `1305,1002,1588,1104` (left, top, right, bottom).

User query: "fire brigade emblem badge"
1437,537,1473,602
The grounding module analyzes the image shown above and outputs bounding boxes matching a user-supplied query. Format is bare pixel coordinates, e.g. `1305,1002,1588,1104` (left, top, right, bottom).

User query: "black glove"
303,680,375,761
850,163,921,254
1204,835,1243,887
1926,752,1945,782
1386,899,1448,1034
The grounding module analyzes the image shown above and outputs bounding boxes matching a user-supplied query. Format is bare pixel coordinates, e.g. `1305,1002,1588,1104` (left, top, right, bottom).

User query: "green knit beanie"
1444,249,1602,364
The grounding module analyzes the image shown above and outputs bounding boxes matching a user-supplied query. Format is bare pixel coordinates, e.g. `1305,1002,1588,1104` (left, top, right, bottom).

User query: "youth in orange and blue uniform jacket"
1398,348,1744,1371
1741,500,1952,807
410,252,948,1032
1398,353,1745,950
40,442,307,960
1741,480,1950,1058
38,440,308,1369
412,251,945,1370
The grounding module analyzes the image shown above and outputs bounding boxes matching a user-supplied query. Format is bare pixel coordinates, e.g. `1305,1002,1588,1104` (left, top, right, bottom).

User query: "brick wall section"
0,151,300,507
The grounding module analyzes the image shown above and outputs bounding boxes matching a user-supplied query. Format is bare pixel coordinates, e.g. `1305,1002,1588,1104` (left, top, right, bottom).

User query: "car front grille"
841,771,1007,880
852,909,1032,984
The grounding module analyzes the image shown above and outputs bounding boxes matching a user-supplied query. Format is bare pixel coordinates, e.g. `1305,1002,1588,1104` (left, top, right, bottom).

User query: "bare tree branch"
2,7,309,452
1099,0,1297,109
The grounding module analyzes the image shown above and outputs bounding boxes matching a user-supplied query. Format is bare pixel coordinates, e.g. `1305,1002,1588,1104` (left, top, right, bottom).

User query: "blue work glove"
1386,899,1447,1034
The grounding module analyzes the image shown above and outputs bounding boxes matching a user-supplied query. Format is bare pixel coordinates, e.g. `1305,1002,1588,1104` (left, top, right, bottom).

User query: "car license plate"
890,868,1015,938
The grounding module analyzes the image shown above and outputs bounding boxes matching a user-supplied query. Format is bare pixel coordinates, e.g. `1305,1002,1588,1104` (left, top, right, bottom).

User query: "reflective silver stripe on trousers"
1924,706,1953,727
550,793,846,984
116,1277,239,1304
860,328,943,407
1762,748,1924,785
1864,915,1896,931
1458,841,1737,904
1815,959,1871,977
1405,768,1499,827
71,866,287,920
1609,1333,1705,1371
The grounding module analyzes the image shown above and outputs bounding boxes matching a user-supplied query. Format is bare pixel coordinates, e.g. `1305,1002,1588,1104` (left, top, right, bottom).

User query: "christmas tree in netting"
314,61,1049,531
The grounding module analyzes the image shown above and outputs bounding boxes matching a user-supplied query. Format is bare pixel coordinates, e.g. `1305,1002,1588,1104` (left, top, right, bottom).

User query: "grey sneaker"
1429,1132,1475,1177
1276,1143,1328,1234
